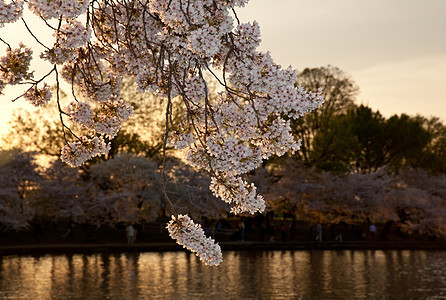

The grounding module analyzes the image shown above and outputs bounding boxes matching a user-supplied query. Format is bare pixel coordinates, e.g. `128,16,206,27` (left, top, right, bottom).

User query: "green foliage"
346,105,386,171
412,116,446,174
308,105,435,173
291,65,358,164
282,65,446,175
383,114,430,171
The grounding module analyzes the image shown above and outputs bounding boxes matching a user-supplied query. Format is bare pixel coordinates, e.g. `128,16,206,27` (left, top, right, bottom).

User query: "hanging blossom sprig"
0,43,33,92
0,0,23,27
1,0,324,264
24,82,52,107
60,135,110,167
167,214,223,266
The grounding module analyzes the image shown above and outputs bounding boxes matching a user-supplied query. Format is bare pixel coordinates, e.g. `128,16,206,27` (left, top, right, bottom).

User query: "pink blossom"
2,0,325,264
24,83,52,107
167,214,223,266
0,0,23,27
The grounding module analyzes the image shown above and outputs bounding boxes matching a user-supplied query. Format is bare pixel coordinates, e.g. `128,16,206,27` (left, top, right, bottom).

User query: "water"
1,250,446,299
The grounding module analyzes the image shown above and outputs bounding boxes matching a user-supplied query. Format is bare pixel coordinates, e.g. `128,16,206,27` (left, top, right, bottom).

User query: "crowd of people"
198,213,385,244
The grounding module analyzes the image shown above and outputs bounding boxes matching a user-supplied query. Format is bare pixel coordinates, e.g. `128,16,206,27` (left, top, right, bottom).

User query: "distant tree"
85,153,162,225
36,159,90,223
309,108,360,172
382,114,430,172
265,156,446,236
1,80,172,160
0,150,41,230
301,169,391,224
308,167,446,237
39,154,163,226
397,168,446,203
261,161,322,216
37,154,228,225
311,104,388,173
383,169,446,237
310,105,433,173
1,107,64,157
347,105,389,172
415,116,446,173
291,65,358,164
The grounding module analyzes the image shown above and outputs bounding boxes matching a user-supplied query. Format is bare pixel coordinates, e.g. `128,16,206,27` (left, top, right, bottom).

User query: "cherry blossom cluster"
175,84,321,214
231,21,261,57
184,77,207,104
27,0,89,19
40,46,77,65
67,101,93,125
166,214,223,266
54,20,91,49
187,23,229,58
60,135,110,167
0,43,33,88
2,0,324,263
24,83,52,107
61,62,121,103
0,0,23,27
230,0,249,8
90,100,134,138
67,99,133,139
209,173,265,214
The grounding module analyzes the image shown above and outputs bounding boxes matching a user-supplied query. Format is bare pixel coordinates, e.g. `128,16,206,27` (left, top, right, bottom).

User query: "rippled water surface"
1,250,446,299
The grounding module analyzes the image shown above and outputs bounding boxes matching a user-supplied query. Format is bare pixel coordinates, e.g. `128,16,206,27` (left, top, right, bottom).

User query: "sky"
237,0,446,120
1,0,446,136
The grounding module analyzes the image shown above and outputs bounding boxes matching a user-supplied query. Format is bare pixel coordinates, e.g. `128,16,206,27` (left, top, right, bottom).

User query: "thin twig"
0,37,11,50
21,18,51,50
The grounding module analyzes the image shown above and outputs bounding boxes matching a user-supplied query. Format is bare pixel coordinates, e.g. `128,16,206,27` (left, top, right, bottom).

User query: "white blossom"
54,20,91,49
2,0,325,264
0,43,33,85
167,214,223,266
24,83,52,107
0,0,23,27
27,0,89,19
60,135,110,167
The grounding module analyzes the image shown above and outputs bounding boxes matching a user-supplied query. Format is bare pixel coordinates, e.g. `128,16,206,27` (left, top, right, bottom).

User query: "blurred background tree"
290,65,358,165
0,150,41,230
3,65,446,237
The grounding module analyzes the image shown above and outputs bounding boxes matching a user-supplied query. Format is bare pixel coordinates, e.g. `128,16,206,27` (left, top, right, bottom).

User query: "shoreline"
1,240,446,256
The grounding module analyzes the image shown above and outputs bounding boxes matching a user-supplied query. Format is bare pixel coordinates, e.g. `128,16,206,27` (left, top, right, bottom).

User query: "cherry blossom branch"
1,0,324,264
11,66,56,103
55,66,78,143
0,37,11,50
20,17,51,50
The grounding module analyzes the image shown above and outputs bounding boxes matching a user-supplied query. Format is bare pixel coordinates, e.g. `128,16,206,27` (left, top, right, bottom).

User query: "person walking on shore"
316,223,323,242
369,223,377,240
126,224,135,245
335,224,343,242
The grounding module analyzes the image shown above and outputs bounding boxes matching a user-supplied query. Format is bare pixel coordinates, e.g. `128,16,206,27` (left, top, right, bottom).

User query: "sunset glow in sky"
237,0,446,120
0,0,445,137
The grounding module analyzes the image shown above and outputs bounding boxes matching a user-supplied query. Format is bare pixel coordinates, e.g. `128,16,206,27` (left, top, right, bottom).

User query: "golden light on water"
0,250,443,299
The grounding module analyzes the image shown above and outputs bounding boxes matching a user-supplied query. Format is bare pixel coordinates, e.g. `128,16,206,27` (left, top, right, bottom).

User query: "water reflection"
1,250,446,299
